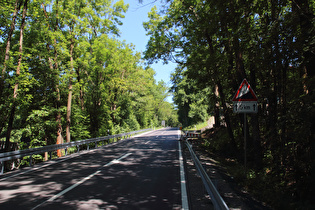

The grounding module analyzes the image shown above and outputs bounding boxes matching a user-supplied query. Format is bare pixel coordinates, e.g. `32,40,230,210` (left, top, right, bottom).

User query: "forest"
0,0,178,161
1,0,314,208
143,0,314,209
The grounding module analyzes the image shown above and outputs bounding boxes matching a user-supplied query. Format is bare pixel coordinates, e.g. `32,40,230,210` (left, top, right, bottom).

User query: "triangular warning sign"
232,79,258,101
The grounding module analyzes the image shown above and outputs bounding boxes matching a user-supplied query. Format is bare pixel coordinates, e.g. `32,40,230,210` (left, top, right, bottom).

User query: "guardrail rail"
0,128,152,175
184,138,229,210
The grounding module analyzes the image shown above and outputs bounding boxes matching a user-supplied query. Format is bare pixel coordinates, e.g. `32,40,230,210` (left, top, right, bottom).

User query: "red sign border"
232,79,258,102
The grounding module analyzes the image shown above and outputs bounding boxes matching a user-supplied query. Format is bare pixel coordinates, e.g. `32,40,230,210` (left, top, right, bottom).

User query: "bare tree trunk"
45,41,64,156
5,0,28,152
76,68,85,110
56,112,63,157
43,0,63,156
66,37,75,143
213,85,220,127
0,0,21,136
55,48,63,156
66,79,73,143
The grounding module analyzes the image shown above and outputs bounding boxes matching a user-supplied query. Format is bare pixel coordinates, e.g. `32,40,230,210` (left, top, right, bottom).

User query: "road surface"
0,128,186,210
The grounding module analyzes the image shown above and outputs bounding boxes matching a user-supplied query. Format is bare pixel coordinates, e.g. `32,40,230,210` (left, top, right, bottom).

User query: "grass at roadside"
183,121,208,131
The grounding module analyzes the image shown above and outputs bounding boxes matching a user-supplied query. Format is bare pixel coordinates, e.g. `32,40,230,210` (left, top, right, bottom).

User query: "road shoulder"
182,140,271,210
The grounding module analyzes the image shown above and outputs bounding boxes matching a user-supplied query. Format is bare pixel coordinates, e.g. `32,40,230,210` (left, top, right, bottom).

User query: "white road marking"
1,129,155,181
178,130,189,210
31,153,132,210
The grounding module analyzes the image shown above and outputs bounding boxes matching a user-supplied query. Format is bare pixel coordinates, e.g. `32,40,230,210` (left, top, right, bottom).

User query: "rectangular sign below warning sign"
233,101,258,113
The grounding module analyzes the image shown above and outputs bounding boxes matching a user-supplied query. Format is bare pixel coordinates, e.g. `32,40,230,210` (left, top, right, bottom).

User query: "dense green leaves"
0,0,178,161
144,0,314,208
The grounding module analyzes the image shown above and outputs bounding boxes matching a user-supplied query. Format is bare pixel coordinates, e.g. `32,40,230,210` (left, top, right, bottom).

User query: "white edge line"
1,132,141,182
178,130,189,210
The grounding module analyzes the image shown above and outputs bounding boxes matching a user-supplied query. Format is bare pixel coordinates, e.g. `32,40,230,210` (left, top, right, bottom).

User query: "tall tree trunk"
5,0,28,152
43,0,63,156
76,67,85,110
293,0,315,93
233,37,246,81
66,37,75,143
213,85,220,127
205,31,236,149
46,41,64,157
66,79,73,143
55,55,63,155
0,0,21,137
250,68,262,167
1,0,20,78
216,81,237,149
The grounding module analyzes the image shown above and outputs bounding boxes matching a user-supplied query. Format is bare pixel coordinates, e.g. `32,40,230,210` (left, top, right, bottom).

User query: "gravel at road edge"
182,140,272,210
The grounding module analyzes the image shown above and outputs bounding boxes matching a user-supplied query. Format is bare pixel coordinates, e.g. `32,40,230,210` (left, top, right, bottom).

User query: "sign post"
244,113,247,173
232,79,258,175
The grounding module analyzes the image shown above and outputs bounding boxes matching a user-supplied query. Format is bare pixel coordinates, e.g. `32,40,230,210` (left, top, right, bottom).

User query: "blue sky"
116,0,177,102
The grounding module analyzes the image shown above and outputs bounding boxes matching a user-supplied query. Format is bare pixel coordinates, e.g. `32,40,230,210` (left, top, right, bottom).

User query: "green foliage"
170,67,210,127
70,104,90,140
23,107,56,148
125,114,141,131
184,121,208,131
144,0,315,208
0,0,178,161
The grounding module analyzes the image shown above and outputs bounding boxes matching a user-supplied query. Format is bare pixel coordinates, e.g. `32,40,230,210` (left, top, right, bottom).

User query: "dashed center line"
31,153,132,210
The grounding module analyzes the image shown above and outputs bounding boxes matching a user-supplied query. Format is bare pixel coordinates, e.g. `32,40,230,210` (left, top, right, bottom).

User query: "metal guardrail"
0,128,152,174
182,130,201,138
184,140,229,210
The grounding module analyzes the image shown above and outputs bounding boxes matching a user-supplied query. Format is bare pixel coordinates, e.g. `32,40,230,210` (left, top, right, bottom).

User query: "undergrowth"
199,127,314,210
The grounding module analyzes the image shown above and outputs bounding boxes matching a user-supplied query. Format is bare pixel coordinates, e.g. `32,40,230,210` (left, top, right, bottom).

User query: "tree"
143,0,314,206
4,0,29,152
0,0,178,174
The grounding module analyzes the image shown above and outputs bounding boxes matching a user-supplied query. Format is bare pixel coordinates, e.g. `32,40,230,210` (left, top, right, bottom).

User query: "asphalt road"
0,128,185,210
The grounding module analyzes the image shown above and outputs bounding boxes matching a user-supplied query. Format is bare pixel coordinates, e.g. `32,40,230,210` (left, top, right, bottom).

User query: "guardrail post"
64,148,68,156
29,155,32,167
0,128,152,175
87,144,89,151
0,161,3,175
